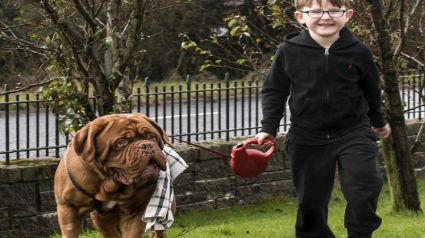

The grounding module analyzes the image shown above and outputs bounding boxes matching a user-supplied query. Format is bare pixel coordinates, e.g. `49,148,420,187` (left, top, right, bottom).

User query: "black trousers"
286,132,383,238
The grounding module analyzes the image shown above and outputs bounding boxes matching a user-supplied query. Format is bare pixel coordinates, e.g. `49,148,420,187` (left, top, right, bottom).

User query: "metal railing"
1,71,423,164
0,74,285,163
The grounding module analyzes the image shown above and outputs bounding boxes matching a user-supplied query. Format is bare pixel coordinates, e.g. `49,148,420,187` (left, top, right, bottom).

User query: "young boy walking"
256,0,391,237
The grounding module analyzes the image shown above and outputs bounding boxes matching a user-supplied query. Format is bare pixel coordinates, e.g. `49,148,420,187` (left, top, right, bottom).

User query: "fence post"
92,89,97,114
225,73,230,141
144,77,150,116
186,75,191,142
15,94,20,159
4,84,10,164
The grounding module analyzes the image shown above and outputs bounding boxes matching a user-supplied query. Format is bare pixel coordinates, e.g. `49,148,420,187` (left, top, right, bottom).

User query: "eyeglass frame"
301,9,347,18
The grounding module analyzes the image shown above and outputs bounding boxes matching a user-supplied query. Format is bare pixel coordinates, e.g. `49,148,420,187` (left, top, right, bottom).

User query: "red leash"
169,136,232,158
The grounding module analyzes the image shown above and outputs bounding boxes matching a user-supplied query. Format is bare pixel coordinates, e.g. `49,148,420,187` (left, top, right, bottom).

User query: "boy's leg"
287,142,337,238
337,133,383,237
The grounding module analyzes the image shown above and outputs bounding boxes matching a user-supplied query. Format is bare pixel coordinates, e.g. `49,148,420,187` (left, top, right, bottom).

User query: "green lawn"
48,178,425,238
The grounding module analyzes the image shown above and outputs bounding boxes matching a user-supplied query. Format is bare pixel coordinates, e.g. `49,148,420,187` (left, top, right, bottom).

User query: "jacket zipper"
324,48,330,138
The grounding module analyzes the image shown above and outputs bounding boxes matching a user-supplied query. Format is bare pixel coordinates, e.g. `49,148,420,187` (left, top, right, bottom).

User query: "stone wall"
0,135,291,238
1,119,425,238
0,162,59,238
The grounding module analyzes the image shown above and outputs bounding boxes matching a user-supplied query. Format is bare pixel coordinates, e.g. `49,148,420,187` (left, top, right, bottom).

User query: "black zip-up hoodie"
260,27,386,144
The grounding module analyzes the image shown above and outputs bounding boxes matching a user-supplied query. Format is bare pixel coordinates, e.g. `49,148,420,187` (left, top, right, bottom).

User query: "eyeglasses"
301,9,346,18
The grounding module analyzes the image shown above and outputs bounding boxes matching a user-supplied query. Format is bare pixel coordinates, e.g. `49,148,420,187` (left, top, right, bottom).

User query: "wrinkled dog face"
73,113,171,186
108,133,167,185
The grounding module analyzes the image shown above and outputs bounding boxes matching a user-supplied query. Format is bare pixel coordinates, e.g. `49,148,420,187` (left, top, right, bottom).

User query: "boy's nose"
321,12,332,19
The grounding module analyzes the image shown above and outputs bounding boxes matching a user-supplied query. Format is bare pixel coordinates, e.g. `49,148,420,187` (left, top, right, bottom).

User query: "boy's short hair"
294,0,351,10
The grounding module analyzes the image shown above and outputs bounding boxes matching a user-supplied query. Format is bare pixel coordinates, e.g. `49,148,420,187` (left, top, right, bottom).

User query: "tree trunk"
367,0,422,212
94,76,116,116
381,85,421,211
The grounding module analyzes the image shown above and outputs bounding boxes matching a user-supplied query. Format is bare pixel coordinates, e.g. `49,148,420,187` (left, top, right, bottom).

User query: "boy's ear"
345,9,354,22
294,11,306,24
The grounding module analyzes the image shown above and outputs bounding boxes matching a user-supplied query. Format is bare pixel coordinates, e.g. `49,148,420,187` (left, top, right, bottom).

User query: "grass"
45,177,425,238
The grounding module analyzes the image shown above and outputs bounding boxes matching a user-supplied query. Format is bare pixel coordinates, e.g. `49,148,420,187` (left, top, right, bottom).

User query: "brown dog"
54,113,175,238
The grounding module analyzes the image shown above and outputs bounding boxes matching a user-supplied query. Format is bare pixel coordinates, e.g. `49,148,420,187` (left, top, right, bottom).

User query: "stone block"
236,180,295,204
174,145,199,164
275,134,287,152
194,177,235,200
21,167,36,182
235,170,289,186
0,207,8,220
406,119,423,135
16,213,59,238
39,191,57,213
266,153,285,172
415,167,425,178
175,199,218,213
0,185,13,207
175,191,208,206
412,152,425,168
173,173,195,194
179,162,194,174
191,200,216,211
0,218,10,231
0,166,8,184
10,182,37,217
38,180,54,192
214,196,239,208
34,164,58,180
0,230,20,237
197,142,232,161
6,166,22,183
406,135,425,150
193,158,233,180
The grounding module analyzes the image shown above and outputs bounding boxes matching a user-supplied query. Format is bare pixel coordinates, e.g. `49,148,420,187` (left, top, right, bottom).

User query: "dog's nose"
139,141,154,152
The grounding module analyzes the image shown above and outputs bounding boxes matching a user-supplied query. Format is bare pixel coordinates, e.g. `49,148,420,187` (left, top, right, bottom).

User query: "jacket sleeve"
359,46,387,128
260,44,292,136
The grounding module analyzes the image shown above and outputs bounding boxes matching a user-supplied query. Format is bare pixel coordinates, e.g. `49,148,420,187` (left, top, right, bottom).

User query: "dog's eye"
148,134,158,142
116,139,128,147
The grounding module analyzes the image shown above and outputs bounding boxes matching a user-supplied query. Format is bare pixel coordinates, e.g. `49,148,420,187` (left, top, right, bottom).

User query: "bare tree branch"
0,79,54,95
401,52,425,67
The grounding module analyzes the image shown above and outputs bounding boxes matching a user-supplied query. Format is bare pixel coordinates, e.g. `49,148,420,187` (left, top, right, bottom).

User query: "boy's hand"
372,123,391,138
255,132,274,145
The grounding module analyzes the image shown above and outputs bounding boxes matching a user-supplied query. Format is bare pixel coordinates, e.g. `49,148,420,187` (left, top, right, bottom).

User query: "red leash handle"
170,136,232,158
238,137,277,157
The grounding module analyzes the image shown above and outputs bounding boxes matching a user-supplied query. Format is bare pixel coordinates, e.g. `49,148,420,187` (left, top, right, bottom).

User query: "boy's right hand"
255,132,274,145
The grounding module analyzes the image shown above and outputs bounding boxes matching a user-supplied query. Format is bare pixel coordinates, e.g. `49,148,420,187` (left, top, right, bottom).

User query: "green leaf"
210,35,219,44
182,41,197,49
230,26,241,36
200,64,211,71
228,19,237,27
236,59,247,65
200,50,212,56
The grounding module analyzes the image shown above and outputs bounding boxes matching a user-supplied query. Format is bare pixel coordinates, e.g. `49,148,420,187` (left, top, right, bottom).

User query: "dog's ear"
72,119,109,163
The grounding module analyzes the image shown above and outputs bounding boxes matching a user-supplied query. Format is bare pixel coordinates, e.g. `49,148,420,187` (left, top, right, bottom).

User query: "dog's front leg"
149,230,168,238
90,210,122,238
118,213,148,238
57,205,84,238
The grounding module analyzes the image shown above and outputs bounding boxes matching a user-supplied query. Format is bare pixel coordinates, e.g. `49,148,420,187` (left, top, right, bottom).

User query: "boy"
256,0,391,238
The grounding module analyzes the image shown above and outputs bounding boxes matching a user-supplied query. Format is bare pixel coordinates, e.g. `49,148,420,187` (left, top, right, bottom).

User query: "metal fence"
0,74,290,163
1,71,424,164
